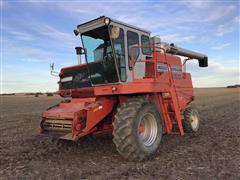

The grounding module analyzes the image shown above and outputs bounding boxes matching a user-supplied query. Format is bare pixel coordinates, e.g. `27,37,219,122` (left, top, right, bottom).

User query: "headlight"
104,18,110,25
73,29,79,36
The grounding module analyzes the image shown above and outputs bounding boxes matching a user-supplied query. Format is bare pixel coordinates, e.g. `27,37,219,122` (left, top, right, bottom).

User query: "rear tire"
113,97,163,161
183,107,200,133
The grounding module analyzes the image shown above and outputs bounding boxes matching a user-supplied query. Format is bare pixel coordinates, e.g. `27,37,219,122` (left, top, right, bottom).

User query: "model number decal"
61,76,73,82
157,63,182,79
157,63,182,73
157,63,168,72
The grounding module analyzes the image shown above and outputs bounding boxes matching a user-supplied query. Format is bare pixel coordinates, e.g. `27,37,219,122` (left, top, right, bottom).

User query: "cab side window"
127,31,139,68
141,35,151,55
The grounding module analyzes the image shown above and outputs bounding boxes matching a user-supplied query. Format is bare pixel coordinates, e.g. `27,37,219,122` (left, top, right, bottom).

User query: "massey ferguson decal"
157,63,168,72
157,63,182,79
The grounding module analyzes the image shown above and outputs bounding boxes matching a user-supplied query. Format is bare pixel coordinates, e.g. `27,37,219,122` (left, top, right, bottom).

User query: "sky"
0,0,239,93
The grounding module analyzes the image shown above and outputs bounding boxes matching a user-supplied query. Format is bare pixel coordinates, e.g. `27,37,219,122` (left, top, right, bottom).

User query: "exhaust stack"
75,47,82,64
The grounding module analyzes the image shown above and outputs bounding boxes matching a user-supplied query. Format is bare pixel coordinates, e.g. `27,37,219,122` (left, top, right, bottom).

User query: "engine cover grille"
43,118,73,132
60,66,91,90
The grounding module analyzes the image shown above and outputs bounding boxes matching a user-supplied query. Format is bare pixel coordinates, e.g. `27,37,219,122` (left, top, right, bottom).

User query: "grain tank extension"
39,16,208,161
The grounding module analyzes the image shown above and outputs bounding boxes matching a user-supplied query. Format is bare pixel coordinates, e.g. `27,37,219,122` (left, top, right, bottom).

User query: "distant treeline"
227,84,240,88
0,92,58,97
0,93,15,96
25,92,58,97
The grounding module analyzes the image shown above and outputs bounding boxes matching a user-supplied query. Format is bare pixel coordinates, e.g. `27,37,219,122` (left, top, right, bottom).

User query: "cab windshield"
82,26,118,85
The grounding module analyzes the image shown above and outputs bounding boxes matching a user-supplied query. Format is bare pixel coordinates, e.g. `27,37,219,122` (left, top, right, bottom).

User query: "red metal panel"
84,98,114,132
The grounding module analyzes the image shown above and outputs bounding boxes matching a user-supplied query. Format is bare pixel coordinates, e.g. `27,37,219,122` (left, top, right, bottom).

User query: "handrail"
130,45,181,109
131,45,156,80
130,45,173,87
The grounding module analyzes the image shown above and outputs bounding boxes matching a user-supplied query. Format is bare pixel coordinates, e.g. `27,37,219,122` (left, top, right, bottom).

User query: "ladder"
158,62,185,135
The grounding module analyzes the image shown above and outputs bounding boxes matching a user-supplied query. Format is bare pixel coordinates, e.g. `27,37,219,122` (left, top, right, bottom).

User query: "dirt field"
0,88,239,179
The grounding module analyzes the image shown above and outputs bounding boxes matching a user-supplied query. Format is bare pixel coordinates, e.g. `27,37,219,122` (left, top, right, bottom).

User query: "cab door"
126,31,152,81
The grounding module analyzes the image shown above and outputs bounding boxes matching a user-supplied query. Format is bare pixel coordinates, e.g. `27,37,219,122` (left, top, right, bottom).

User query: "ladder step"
170,132,181,135
163,100,173,103
163,96,172,99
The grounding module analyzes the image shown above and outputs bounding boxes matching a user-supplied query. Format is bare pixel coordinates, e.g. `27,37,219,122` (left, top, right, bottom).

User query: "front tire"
113,97,162,161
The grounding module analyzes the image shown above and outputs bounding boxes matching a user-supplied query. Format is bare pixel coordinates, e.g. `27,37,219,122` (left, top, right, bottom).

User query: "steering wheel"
102,52,113,68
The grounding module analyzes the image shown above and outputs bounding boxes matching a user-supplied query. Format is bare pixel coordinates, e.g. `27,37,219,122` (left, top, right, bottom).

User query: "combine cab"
39,16,208,161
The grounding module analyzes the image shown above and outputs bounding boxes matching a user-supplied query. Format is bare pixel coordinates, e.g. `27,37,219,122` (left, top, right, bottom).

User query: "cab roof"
77,16,151,35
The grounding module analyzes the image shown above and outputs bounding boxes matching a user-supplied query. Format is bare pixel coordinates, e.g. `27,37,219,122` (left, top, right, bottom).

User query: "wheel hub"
138,113,158,147
190,113,199,130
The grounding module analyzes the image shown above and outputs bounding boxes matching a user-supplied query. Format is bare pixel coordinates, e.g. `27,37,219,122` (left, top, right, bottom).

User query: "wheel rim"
190,113,199,130
138,113,158,147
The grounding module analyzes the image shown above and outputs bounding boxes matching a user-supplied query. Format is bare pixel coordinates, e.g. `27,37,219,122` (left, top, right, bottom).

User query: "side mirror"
75,46,87,55
198,56,208,67
50,63,54,71
50,63,59,77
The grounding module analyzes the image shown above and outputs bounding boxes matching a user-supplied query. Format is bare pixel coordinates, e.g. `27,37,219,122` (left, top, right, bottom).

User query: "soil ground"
0,88,239,179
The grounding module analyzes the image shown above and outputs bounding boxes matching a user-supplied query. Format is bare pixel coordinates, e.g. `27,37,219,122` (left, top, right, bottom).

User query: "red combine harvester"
39,16,208,161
